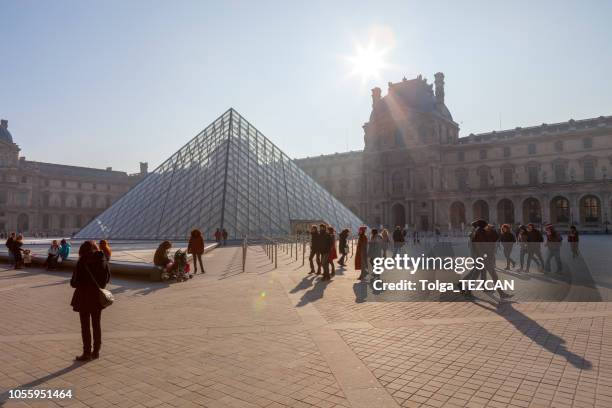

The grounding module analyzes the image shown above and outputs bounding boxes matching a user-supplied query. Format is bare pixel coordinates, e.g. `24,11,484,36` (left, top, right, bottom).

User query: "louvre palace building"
0,119,146,236
295,73,612,233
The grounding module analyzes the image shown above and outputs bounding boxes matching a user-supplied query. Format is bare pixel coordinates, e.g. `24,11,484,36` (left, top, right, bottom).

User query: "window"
503,168,513,186
478,167,491,188
583,138,593,149
394,129,405,147
456,170,468,191
583,160,595,180
553,197,570,223
20,176,27,183
42,214,50,229
0,190,7,204
581,196,600,223
528,144,536,155
527,166,538,185
479,150,487,160
503,146,511,158
554,140,563,152
18,191,28,206
391,172,403,195
554,163,566,182
457,151,465,162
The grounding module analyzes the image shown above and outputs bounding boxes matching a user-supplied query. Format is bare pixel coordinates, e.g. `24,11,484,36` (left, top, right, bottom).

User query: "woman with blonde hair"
99,240,112,261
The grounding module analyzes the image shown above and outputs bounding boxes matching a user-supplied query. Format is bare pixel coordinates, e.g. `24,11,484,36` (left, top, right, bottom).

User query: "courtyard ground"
1,240,611,408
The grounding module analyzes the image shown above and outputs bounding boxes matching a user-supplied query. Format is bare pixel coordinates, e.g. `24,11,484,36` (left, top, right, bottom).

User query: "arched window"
473,200,489,221
391,172,403,195
497,199,514,224
450,202,466,228
550,196,570,224
522,198,541,224
580,195,600,224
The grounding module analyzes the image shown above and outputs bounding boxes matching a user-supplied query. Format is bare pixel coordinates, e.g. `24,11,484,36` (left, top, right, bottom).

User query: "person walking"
517,225,529,272
526,223,544,273
499,224,517,270
368,229,383,269
544,224,563,274
319,225,332,281
338,229,349,267
568,225,579,258
70,241,111,361
380,229,391,257
98,240,111,261
316,224,328,275
221,229,228,246
327,226,337,277
45,240,60,270
187,229,205,274
214,228,222,245
5,232,15,265
308,225,320,274
462,219,513,299
392,226,404,256
355,226,369,281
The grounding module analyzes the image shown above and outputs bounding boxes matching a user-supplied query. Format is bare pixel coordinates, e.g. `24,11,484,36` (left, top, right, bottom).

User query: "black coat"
319,232,332,254
70,251,110,312
338,231,349,254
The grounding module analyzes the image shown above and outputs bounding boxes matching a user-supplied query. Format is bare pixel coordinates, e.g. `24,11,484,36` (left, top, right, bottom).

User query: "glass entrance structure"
75,108,363,240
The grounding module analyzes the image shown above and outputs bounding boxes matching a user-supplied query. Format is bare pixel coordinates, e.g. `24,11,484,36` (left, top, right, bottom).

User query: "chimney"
0,119,7,129
371,87,382,108
140,162,148,175
434,72,445,104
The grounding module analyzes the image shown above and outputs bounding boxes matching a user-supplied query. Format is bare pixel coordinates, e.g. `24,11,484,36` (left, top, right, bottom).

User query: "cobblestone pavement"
1,243,611,408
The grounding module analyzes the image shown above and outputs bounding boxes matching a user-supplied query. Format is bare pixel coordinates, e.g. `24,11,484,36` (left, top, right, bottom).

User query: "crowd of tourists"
307,220,581,290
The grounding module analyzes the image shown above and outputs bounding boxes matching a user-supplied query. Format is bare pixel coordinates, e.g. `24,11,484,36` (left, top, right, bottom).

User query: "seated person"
154,241,174,271
46,240,60,269
58,239,71,262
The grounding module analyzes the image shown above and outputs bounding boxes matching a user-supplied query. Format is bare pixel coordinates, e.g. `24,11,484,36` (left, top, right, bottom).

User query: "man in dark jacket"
392,226,404,255
526,223,544,273
462,219,512,299
308,225,319,274
5,232,15,264
318,225,332,280
544,224,563,274
70,241,111,361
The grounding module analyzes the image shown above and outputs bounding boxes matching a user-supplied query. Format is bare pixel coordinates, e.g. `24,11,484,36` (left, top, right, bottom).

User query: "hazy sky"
2,0,611,173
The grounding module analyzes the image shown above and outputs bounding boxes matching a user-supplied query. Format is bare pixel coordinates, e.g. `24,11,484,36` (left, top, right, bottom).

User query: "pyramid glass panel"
76,109,363,240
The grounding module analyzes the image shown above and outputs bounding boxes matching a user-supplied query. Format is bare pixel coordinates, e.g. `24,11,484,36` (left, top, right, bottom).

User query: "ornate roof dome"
370,75,454,122
0,119,14,143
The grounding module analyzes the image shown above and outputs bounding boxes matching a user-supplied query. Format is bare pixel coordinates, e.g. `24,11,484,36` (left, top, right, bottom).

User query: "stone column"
541,194,550,224
488,198,497,224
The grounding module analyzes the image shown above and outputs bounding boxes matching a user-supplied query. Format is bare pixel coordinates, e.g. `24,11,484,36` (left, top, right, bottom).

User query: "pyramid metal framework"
75,109,363,240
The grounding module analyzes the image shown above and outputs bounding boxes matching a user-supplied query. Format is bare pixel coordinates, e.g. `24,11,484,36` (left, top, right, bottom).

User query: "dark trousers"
192,253,204,272
526,245,544,272
339,252,347,266
570,243,579,258
309,249,320,272
502,245,515,268
545,249,562,273
320,252,330,278
519,247,528,270
79,309,102,352
46,254,58,269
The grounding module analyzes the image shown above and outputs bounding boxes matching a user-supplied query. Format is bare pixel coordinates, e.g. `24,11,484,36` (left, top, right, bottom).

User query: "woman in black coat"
70,241,110,361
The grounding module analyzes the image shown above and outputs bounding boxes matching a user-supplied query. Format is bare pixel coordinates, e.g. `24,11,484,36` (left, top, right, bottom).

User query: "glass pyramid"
75,108,363,240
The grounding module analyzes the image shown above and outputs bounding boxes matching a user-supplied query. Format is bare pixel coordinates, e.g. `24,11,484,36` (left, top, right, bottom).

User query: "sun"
346,40,390,84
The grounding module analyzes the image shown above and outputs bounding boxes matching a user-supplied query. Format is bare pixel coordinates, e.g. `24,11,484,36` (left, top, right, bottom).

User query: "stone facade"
0,119,146,236
295,74,612,233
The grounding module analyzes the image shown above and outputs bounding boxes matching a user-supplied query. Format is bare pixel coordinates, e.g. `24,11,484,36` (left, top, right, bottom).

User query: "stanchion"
302,241,305,266
274,244,278,269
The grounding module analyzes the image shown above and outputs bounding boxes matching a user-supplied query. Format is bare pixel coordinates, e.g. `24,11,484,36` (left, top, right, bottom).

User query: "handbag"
84,264,114,309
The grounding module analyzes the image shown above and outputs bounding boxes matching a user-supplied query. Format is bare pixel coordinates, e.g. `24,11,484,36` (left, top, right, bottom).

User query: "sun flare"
346,41,390,84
